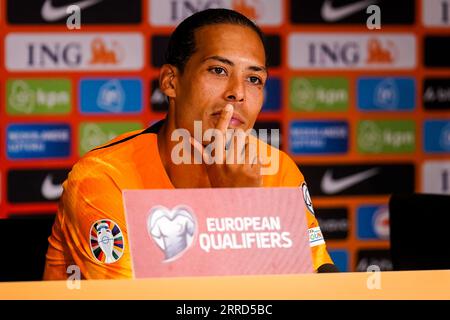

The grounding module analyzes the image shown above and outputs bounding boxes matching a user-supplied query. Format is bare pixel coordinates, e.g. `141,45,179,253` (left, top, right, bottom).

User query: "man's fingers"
225,134,238,164
189,136,203,154
248,142,259,166
216,104,234,133
244,140,260,169
189,136,210,164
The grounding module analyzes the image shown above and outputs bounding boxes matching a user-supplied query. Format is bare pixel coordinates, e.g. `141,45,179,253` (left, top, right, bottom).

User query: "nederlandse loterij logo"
147,205,196,262
7,79,71,115
78,122,142,155
289,121,349,155
7,123,71,159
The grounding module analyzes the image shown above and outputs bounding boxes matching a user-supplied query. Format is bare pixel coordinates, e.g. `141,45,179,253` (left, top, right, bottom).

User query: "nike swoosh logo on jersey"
321,0,378,22
41,0,103,22
321,167,380,194
41,174,63,200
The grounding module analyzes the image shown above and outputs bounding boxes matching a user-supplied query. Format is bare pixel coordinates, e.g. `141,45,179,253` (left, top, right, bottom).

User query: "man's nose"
224,75,245,103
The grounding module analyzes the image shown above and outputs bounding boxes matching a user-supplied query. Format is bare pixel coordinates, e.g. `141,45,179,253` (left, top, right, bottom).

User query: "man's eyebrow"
248,65,267,74
203,55,234,66
203,55,267,74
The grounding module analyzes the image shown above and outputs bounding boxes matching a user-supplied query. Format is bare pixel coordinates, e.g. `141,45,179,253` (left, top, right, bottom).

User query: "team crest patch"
90,219,124,264
302,183,315,215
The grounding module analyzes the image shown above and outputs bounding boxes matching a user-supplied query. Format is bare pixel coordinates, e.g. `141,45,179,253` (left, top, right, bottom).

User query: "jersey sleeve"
43,157,132,280
280,153,335,272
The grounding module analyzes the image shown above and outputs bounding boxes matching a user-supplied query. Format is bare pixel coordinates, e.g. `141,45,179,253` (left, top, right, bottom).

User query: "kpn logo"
290,77,349,112
7,79,71,115
357,120,415,154
79,121,142,156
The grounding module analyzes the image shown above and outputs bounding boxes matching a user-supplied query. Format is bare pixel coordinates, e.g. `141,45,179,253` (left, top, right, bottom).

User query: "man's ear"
159,64,178,98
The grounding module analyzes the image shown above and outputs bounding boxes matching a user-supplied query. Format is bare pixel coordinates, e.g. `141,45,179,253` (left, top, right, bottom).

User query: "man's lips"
229,117,243,126
210,112,245,126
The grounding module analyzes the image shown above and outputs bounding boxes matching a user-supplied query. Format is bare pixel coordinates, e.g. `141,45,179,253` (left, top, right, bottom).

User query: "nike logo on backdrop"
321,0,378,22
41,0,103,21
321,168,380,194
41,174,63,200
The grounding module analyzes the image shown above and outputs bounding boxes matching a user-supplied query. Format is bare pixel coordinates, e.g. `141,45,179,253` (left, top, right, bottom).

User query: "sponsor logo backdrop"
1,0,449,271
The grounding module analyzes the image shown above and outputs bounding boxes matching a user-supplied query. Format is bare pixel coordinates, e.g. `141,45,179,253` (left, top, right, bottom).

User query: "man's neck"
157,117,211,188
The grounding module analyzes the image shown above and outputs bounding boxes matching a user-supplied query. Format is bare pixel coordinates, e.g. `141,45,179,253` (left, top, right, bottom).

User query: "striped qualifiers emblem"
90,219,124,264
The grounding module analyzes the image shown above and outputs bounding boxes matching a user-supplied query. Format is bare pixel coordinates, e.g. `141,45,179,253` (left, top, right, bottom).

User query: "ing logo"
366,39,398,64
89,38,124,65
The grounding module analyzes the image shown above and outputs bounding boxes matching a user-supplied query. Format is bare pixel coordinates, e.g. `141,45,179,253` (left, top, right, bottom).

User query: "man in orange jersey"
44,8,337,280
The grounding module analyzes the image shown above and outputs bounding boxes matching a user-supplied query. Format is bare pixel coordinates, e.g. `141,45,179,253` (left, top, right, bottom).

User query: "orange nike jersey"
44,123,334,280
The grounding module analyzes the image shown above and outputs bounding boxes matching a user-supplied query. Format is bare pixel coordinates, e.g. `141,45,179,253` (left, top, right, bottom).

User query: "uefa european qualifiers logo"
147,205,197,262
146,205,295,263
